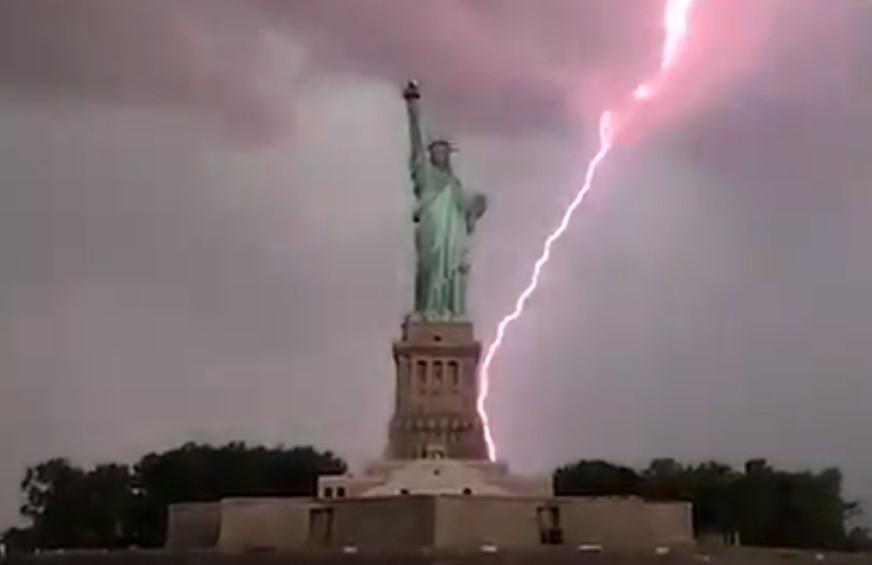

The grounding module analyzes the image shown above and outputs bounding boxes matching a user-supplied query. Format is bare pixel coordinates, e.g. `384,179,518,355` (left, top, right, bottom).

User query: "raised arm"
403,80,425,165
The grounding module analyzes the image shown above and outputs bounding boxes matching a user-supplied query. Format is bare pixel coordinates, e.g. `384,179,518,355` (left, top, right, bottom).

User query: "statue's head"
428,139,455,171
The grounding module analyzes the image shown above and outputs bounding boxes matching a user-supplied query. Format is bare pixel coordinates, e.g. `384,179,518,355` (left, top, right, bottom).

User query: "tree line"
555,458,870,551
2,444,870,553
1,443,345,552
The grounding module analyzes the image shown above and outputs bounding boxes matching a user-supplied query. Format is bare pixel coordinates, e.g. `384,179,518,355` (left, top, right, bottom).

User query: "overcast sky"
2,0,871,530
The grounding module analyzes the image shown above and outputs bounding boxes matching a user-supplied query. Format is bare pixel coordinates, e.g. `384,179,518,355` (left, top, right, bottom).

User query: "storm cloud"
0,0,803,139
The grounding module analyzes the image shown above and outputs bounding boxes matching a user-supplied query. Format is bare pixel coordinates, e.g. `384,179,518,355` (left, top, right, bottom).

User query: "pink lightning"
663,0,695,69
477,0,699,461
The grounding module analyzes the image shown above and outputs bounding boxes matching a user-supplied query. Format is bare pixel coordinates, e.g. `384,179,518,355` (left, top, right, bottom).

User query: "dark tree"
846,527,872,552
1,527,36,555
18,459,133,549
129,442,346,546
554,457,856,550
554,460,640,496
6,443,347,550
641,458,691,500
680,461,737,535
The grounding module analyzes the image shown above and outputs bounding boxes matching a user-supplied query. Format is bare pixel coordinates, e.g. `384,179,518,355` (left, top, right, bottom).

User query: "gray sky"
2,0,871,529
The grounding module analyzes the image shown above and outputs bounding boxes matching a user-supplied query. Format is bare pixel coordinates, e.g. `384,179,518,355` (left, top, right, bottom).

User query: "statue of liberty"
403,81,487,321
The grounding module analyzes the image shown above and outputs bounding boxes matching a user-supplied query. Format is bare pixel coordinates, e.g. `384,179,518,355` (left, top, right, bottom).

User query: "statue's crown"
427,138,457,152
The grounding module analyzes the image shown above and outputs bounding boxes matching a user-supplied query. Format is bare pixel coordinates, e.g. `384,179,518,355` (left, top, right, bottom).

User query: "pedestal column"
387,320,488,460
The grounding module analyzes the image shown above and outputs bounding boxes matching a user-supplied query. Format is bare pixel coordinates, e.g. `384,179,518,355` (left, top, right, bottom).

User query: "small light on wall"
577,544,602,553
480,544,498,553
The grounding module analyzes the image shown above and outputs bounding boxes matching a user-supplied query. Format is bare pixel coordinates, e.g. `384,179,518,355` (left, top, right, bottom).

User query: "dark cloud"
0,0,285,141
257,1,659,132
0,0,781,140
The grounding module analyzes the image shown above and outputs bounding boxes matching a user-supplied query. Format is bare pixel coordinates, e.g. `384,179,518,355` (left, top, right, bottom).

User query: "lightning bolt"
478,0,699,461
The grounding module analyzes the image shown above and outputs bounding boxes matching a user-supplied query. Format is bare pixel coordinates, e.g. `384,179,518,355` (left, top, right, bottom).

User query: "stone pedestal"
387,319,488,460
167,494,695,551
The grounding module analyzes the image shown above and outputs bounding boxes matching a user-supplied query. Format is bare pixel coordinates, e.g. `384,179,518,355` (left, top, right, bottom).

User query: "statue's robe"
411,154,483,320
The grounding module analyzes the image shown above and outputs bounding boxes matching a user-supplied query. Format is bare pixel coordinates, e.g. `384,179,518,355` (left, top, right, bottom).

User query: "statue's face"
429,143,452,170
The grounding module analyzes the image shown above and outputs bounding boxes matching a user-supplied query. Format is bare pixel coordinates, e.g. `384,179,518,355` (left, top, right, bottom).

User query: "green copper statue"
403,81,487,321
